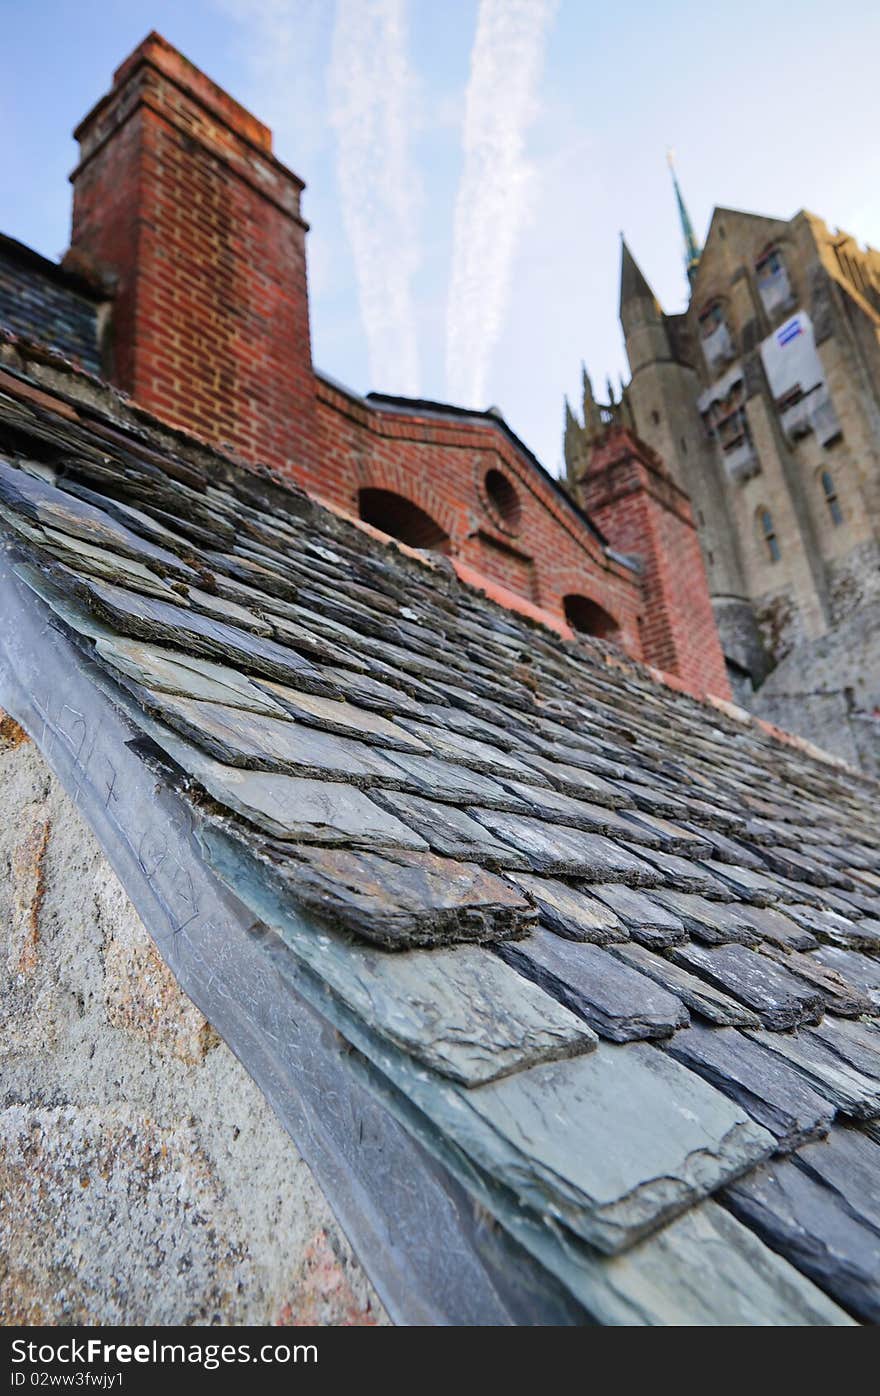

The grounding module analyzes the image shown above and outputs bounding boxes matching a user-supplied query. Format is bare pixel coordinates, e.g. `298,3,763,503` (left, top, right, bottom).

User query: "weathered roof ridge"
2,360,879,1325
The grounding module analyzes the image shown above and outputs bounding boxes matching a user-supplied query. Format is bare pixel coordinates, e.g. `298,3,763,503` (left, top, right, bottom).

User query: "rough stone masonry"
0,714,386,1326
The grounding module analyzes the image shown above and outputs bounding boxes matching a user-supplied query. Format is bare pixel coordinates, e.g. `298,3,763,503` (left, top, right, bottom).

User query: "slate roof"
1,361,879,1326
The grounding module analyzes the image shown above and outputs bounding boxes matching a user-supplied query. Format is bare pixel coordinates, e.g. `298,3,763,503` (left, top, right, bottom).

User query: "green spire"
667,150,701,282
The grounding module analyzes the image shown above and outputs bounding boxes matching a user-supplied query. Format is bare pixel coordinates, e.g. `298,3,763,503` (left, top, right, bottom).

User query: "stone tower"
566,172,880,770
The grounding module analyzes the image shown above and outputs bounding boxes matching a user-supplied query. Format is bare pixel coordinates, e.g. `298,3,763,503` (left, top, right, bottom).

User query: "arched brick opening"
484,467,521,532
358,488,452,553
563,593,621,643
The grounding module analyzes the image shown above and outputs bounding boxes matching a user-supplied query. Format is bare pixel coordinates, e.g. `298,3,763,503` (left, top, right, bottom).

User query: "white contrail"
446,0,557,407
214,0,326,161
328,0,421,396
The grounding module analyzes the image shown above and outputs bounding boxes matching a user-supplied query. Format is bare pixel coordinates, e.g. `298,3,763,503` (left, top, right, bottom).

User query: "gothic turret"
619,238,670,374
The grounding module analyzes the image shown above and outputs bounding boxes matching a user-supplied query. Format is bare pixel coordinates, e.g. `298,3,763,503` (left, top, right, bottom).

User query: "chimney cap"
75,30,275,157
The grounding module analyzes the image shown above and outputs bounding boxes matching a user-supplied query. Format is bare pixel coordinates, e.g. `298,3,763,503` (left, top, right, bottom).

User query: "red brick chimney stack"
580,426,731,699
69,31,318,473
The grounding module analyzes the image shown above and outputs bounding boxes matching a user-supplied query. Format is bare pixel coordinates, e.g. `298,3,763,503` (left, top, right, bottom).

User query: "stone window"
758,508,781,563
483,468,521,533
821,469,843,526
358,488,452,553
755,245,794,317
563,594,621,645
698,300,735,373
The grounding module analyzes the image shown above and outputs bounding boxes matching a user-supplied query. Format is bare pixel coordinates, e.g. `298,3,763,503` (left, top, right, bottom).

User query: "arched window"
756,245,784,281
698,299,734,372
357,489,451,553
484,468,521,531
563,594,621,644
758,508,780,562
698,300,726,338
821,470,843,526
755,244,794,315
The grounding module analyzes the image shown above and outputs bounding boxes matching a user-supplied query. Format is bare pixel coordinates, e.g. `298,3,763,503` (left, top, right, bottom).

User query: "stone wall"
0,715,386,1326
749,602,880,778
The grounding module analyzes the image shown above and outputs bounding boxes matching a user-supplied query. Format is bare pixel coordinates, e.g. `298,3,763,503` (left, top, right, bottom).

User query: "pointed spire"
619,235,657,312
581,363,596,417
605,375,616,407
563,395,584,486
667,149,701,282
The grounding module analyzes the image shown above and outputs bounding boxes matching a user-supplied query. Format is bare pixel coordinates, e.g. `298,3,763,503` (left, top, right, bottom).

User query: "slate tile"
497,930,689,1042
778,880,868,919
258,916,598,1085
504,874,626,944
571,1198,854,1326
812,946,880,1008
36,524,187,600
501,780,645,837
383,749,527,808
373,790,529,868
650,889,759,946
807,1018,880,1084
399,721,539,779
724,1151,880,1323
732,902,819,952
0,458,197,579
589,884,687,947
610,944,761,1028
134,688,408,785
467,809,659,883
256,680,429,752
623,845,733,899
614,778,690,820
464,1043,774,1254
317,664,431,719
517,750,632,807
93,636,288,715
71,572,338,695
759,846,854,890
699,860,790,906
686,825,764,869
623,811,713,857
784,903,880,951
415,700,517,752
187,584,275,636
669,943,824,1030
239,842,536,949
793,1126,880,1232
760,945,874,1018
665,1025,834,1151
746,1025,880,1120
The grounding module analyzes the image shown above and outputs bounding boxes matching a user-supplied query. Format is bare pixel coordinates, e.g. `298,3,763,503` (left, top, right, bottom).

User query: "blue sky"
2,1,878,475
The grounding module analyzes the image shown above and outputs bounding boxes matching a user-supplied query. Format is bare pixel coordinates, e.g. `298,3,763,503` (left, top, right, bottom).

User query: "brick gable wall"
47,31,730,699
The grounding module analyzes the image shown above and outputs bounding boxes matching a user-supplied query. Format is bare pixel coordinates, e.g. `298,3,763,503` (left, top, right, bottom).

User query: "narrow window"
821,470,843,526
755,245,793,315
699,301,725,338
760,508,780,562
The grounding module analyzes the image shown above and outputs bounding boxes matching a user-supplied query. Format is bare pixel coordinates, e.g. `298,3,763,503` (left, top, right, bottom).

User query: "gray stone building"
565,193,880,774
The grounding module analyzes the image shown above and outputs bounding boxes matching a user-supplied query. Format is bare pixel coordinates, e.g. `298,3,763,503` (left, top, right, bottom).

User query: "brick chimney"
69,32,318,474
579,426,732,700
